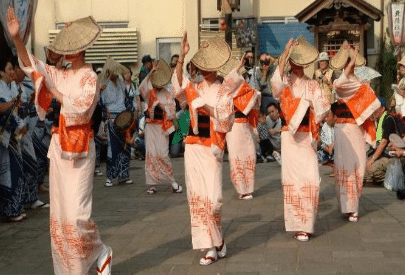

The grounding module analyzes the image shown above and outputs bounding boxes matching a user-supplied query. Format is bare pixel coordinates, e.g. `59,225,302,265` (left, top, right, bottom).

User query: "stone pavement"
1,156,405,275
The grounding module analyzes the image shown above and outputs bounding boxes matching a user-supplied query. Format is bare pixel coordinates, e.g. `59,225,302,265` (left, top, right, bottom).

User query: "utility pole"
219,0,238,49
225,13,232,49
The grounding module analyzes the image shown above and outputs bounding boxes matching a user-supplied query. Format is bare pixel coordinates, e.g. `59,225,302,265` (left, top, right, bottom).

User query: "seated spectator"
364,96,405,185
318,107,337,175
266,102,282,154
257,111,281,164
387,140,405,199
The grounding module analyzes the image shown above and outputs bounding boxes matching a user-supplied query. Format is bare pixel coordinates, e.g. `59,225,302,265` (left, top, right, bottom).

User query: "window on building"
366,18,376,54
156,37,182,64
201,18,220,31
319,29,361,57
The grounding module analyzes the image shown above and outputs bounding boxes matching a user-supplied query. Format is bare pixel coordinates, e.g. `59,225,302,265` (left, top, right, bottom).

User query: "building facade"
18,0,388,77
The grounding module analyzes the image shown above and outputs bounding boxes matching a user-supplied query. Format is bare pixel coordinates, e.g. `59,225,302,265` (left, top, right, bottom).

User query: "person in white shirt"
123,69,142,116
100,71,133,187
395,56,405,118
317,106,337,176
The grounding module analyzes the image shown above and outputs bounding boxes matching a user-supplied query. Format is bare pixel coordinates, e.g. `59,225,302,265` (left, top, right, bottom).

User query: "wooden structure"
295,0,383,57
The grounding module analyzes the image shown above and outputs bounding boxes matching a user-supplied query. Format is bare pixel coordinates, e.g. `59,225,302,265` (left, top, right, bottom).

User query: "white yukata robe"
21,53,104,275
333,73,380,214
226,82,260,196
139,74,176,186
171,70,244,249
271,66,330,234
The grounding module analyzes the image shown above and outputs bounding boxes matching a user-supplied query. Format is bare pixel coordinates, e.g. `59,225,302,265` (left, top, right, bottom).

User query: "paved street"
1,156,405,275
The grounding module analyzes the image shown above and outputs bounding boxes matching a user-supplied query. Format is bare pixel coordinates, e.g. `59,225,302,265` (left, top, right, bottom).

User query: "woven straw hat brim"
98,57,130,82
47,16,101,55
289,36,319,66
191,36,231,72
151,59,172,88
330,41,366,70
330,42,350,70
218,57,246,77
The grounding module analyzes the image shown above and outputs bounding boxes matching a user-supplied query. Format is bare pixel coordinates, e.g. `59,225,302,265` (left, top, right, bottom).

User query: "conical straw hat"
191,36,231,72
98,57,130,83
330,41,366,70
150,59,172,88
218,56,247,77
289,36,319,66
47,16,101,55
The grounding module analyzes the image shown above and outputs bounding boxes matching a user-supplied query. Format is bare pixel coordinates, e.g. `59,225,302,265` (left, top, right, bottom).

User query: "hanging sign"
387,3,405,46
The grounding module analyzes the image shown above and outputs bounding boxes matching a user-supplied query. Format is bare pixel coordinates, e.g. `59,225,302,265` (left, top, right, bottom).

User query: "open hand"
388,143,405,158
181,31,190,57
236,52,247,72
349,46,359,60
6,7,20,39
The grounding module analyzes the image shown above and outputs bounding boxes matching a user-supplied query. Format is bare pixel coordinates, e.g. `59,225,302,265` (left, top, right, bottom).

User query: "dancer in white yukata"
172,33,245,265
8,8,112,275
220,58,260,200
271,37,330,242
330,42,380,222
139,59,182,194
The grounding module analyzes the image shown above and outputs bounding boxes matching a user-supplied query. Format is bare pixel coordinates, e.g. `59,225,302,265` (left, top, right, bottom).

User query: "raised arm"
7,7,31,68
176,32,190,88
278,38,295,78
235,53,247,73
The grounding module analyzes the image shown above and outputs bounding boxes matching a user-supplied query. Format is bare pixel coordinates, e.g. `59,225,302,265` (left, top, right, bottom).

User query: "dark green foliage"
375,39,398,100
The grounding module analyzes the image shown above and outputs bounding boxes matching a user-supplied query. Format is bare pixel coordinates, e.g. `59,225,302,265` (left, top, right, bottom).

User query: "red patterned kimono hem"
226,122,256,195
281,131,320,234
185,143,223,249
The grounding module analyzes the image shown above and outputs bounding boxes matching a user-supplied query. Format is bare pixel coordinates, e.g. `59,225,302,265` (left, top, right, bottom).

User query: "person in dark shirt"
138,55,153,86
364,96,399,184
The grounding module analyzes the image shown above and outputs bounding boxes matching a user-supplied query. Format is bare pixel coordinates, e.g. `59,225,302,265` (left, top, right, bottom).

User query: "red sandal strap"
96,255,111,273
203,256,216,262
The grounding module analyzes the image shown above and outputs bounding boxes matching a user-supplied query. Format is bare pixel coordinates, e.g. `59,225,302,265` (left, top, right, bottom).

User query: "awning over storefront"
258,23,314,56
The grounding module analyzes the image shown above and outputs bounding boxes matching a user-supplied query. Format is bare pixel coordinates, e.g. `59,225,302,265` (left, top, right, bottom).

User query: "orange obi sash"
33,71,93,159
51,114,94,158
146,89,173,134
233,82,259,128
184,83,227,154
339,84,379,143
280,86,319,139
